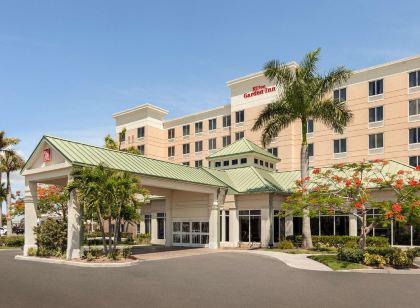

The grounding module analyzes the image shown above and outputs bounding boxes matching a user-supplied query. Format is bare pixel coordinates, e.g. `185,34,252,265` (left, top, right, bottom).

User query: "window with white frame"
222,135,231,147
195,140,203,152
195,122,203,133
268,147,278,157
308,143,314,158
333,138,347,153
235,131,244,140
409,99,420,116
182,162,190,166
137,145,145,155
409,70,420,88
182,143,190,154
194,160,203,167
182,125,190,136
208,138,217,150
144,214,151,234
209,118,217,131
235,110,245,123
369,133,384,149
369,106,383,122
409,155,420,167
137,127,145,138
369,79,383,96
240,158,247,164
223,115,231,127
409,127,420,144
157,213,165,240
307,119,314,134
168,146,175,157
168,128,175,139
333,88,346,102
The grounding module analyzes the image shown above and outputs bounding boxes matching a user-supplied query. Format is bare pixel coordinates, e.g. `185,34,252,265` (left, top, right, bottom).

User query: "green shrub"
337,247,364,263
0,235,24,247
122,246,132,259
277,240,294,249
364,247,399,259
389,249,413,268
27,247,37,256
33,218,67,257
406,248,420,259
135,233,151,244
363,253,387,268
287,235,389,248
107,249,121,260
86,252,94,262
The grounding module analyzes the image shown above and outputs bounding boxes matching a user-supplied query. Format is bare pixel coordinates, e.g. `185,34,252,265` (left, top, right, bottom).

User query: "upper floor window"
409,99,420,116
308,143,314,157
409,70,420,88
307,119,314,134
334,138,347,153
369,106,384,122
209,138,217,150
183,125,190,136
182,162,190,166
409,127,420,144
369,79,383,96
222,135,231,147
268,147,278,157
240,158,247,164
195,141,203,152
168,128,175,139
409,155,420,167
223,115,231,128
369,133,384,149
235,110,245,123
195,122,203,134
137,127,145,138
235,131,244,141
333,88,346,102
182,143,190,154
194,160,203,168
168,146,175,157
209,118,217,131
137,145,145,155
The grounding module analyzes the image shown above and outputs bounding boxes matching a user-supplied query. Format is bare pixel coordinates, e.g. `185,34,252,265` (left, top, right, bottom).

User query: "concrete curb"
14,255,143,268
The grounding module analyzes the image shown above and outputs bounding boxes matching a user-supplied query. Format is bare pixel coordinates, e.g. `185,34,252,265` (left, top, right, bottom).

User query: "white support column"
349,214,358,236
285,216,293,237
24,180,38,256
208,191,220,249
165,193,173,246
230,208,239,246
150,212,158,244
66,187,82,260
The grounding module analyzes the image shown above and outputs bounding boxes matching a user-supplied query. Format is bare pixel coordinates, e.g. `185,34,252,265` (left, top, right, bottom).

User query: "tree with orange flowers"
283,160,420,249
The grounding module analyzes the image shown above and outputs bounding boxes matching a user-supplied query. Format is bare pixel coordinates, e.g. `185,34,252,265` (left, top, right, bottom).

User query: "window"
137,145,145,155
235,110,245,123
157,213,165,240
273,210,286,242
369,133,384,149
195,160,203,167
136,223,141,233
259,160,263,166
333,88,346,102
208,138,217,150
219,210,230,242
269,163,274,169
215,162,221,167
144,214,151,234
168,128,175,139
369,79,384,96
173,221,209,245
369,106,384,122
182,125,190,136
223,160,229,167
409,70,420,88
308,143,314,157
222,135,231,147
307,119,314,134
409,99,420,116
268,147,278,157
195,122,203,133
235,131,244,140
195,141,203,152
409,127,420,144
239,210,261,242
168,146,175,157
182,162,190,166
410,156,420,167
254,158,258,164
209,118,217,131
137,127,145,138
232,159,238,165
119,132,125,142
240,158,247,164
333,138,347,153
182,143,190,154
223,115,231,127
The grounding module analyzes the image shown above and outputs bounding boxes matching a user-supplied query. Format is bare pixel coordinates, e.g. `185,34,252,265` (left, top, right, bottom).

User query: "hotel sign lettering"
243,85,276,99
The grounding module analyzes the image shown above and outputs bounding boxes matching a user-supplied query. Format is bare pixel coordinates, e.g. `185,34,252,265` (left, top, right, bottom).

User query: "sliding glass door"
239,210,261,243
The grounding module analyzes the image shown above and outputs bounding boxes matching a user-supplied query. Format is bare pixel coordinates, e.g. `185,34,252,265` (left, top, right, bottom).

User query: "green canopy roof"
207,138,279,160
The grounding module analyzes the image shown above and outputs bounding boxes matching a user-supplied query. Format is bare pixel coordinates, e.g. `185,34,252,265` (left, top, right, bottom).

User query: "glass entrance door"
239,210,261,242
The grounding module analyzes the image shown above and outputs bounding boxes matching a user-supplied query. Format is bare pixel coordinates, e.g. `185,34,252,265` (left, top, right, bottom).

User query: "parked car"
0,227,7,236
12,226,24,234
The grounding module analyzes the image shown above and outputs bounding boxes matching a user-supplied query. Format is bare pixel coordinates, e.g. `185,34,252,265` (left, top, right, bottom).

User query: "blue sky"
1,0,420,203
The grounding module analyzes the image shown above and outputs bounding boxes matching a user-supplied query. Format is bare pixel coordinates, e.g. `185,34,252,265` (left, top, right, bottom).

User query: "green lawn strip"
308,254,367,270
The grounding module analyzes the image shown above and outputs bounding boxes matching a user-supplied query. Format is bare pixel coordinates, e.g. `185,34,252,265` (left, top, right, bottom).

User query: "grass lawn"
267,248,337,254
309,255,367,270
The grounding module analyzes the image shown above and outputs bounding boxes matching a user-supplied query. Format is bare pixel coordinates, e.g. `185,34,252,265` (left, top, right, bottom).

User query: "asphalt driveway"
1,249,419,308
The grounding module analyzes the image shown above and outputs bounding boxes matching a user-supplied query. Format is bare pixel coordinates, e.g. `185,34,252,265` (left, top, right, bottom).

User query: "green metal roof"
39,136,226,188
207,138,279,160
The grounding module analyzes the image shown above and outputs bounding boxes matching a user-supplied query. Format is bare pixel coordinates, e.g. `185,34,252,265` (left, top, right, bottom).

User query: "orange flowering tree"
284,160,420,249
37,185,69,220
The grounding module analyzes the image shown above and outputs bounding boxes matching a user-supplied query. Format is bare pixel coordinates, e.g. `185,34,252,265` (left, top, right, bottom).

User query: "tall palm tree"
0,150,25,236
252,48,353,248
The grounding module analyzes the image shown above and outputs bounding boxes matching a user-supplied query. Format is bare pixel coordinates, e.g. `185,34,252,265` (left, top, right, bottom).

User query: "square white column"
24,180,38,256
349,214,358,236
285,216,293,237
208,192,220,249
165,193,173,246
229,208,239,246
66,188,82,260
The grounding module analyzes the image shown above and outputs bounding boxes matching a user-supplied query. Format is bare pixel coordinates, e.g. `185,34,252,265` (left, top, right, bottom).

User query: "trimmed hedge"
286,235,389,248
0,235,24,247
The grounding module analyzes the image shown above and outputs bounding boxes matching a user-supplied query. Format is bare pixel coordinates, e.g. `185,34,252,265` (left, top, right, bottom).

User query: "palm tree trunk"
300,120,313,249
6,172,12,236
0,172,3,228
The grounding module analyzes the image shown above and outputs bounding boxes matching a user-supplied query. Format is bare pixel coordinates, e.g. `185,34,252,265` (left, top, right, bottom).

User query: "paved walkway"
132,246,219,261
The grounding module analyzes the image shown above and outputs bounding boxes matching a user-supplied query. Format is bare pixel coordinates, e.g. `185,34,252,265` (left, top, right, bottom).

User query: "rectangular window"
137,127,145,138
409,127,420,144
157,213,165,240
182,125,190,136
235,110,245,123
137,145,145,155
268,147,278,157
409,99,420,116
409,70,420,88
194,160,203,168
168,146,175,157
144,214,151,234
195,141,203,152
333,138,347,153
307,119,314,133
195,122,203,134
168,128,175,139
235,131,244,140
209,118,217,131
239,210,261,242
240,158,247,164
215,162,221,167
182,162,190,166
333,88,347,102
208,138,217,150
223,160,229,166
225,211,230,242
222,135,231,147
308,143,314,157
232,159,238,165
409,156,420,167
369,106,384,122
369,79,384,96
223,115,231,127
182,143,190,154
369,133,384,149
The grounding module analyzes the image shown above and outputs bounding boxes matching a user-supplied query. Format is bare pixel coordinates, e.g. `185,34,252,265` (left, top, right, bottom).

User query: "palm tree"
0,183,6,227
252,48,353,248
0,150,25,236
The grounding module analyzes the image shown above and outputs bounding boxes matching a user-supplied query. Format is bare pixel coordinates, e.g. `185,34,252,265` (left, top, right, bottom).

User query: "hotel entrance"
172,220,210,247
239,210,261,243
